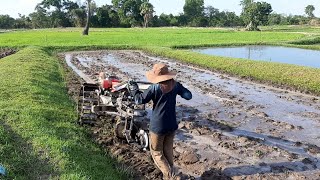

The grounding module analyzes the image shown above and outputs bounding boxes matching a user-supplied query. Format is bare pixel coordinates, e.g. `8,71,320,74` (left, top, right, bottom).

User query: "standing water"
193,46,320,68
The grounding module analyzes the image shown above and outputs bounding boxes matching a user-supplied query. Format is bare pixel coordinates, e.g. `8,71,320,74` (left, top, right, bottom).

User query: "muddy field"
0,48,16,59
62,50,320,180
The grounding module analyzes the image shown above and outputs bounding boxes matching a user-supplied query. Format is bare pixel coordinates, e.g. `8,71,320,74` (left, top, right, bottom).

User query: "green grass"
0,47,128,179
261,25,320,34
0,27,305,48
289,36,320,45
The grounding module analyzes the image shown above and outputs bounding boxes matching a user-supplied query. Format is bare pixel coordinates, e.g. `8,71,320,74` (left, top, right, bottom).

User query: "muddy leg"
163,131,175,167
164,131,182,180
150,132,172,180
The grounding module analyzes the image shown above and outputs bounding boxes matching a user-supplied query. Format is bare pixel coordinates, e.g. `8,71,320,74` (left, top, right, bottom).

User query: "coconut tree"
82,0,92,35
140,1,154,28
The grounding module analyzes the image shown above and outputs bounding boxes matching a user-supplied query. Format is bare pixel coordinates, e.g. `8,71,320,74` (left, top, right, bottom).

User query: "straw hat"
146,63,177,83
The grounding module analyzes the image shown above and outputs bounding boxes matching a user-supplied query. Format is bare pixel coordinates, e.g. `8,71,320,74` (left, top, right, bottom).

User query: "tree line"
0,0,318,31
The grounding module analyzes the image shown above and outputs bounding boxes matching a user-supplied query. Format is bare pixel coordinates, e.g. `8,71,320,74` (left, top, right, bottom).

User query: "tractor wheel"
136,129,149,151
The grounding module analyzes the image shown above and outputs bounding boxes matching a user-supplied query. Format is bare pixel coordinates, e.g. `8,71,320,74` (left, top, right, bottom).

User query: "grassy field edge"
0,47,129,179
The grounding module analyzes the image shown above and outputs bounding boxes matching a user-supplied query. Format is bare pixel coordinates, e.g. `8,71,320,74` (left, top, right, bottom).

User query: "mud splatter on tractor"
77,76,151,150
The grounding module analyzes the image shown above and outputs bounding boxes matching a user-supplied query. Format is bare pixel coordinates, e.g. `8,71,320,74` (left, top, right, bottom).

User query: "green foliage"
183,0,204,18
38,0,79,13
40,0,64,11
112,0,144,27
240,0,254,8
271,15,310,25
289,15,309,25
0,0,319,29
29,0,79,28
257,2,273,25
0,15,15,29
268,13,282,25
71,8,86,27
269,14,310,26
51,10,72,27
205,6,219,22
140,1,154,27
13,15,32,29
108,7,121,27
96,6,111,27
159,14,171,26
305,5,315,18
241,0,272,31
205,7,244,27
289,36,320,45
261,25,320,33
183,0,205,26
157,14,177,26
0,47,129,179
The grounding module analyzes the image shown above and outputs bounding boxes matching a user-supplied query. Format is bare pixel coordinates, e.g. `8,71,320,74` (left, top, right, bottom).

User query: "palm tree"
140,2,154,28
82,0,91,35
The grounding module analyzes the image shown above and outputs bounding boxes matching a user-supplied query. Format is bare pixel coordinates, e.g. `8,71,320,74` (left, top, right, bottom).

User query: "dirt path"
63,50,320,180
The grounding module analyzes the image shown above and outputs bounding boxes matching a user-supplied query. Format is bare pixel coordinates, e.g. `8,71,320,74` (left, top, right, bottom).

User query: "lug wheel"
137,129,149,150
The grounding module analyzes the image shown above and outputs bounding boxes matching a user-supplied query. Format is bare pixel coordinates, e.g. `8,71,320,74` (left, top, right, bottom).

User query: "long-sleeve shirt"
134,82,192,135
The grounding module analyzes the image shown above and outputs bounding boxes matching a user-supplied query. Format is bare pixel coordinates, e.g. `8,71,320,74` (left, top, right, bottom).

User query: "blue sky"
0,0,319,18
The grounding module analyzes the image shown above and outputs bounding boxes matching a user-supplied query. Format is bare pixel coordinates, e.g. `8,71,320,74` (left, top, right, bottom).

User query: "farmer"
128,63,192,180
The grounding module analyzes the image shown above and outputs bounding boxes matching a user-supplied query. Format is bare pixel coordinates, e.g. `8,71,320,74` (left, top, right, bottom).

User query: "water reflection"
193,46,320,68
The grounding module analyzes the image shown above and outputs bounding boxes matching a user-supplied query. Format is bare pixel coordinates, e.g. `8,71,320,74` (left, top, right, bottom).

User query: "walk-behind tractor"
77,76,151,150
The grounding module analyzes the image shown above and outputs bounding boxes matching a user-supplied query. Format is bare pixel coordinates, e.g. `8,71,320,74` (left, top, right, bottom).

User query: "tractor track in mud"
60,50,320,180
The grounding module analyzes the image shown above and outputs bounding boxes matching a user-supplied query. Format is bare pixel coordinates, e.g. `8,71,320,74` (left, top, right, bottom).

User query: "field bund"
0,47,128,179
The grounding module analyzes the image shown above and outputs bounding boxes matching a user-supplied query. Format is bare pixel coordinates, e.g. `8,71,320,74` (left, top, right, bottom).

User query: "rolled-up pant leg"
150,132,172,180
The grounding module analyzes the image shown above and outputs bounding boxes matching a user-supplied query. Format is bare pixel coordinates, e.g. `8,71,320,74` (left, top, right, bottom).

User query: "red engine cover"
102,78,120,89
102,80,112,89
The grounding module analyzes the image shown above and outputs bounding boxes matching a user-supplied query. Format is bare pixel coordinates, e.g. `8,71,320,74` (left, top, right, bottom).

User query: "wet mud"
61,50,320,180
0,48,17,59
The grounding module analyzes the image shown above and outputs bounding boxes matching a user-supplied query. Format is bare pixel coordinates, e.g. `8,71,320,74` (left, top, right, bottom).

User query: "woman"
128,63,192,180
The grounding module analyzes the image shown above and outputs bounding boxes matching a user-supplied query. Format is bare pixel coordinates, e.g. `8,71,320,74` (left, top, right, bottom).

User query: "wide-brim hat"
146,63,177,83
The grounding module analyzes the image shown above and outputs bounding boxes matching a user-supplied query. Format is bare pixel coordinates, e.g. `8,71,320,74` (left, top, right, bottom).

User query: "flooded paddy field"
64,50,320,180
193,46,320,68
